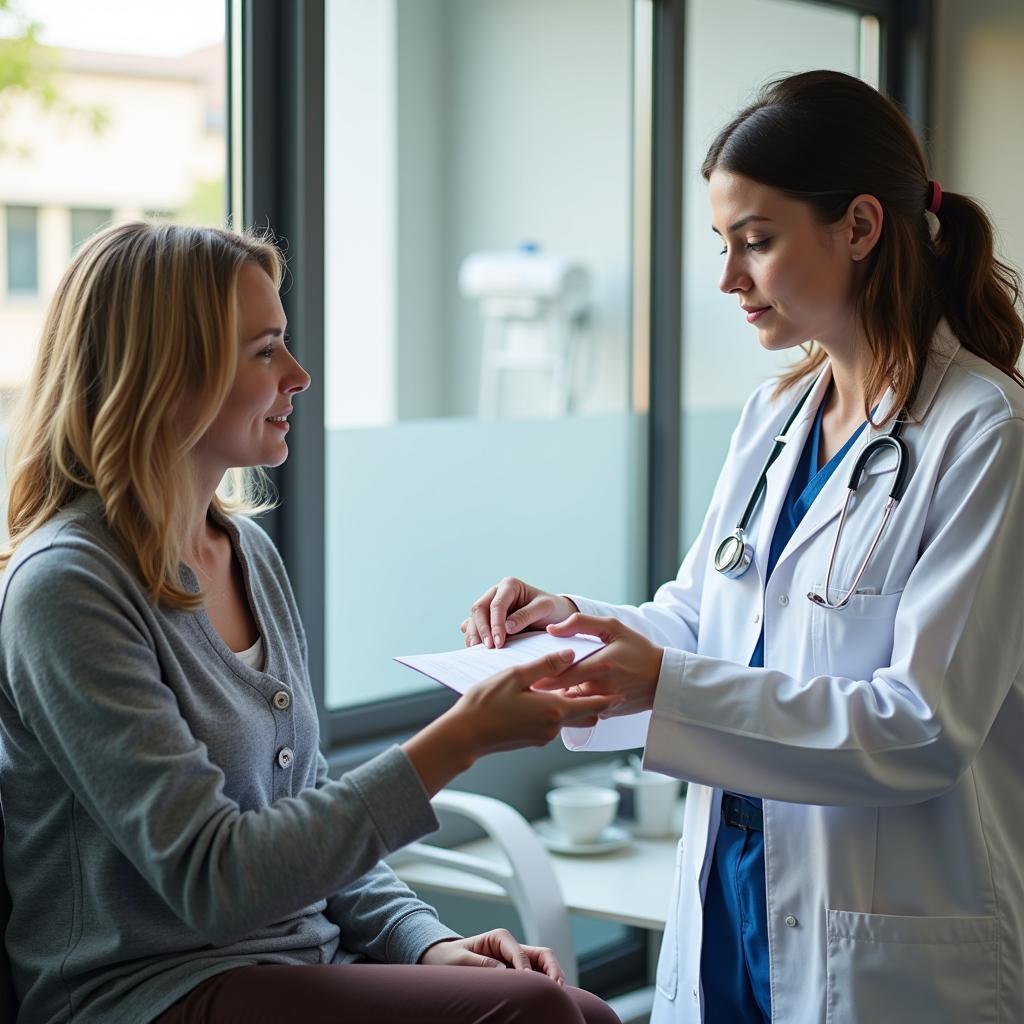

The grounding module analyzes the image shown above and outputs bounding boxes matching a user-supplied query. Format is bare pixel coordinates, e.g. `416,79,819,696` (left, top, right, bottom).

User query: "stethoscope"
713,376,911,610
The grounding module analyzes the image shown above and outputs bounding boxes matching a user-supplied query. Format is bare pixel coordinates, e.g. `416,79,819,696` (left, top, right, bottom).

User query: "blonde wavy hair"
1,222,285,610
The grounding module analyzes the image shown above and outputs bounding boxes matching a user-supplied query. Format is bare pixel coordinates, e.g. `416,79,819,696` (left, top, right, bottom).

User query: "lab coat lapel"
773,392,900,573
774,431,866,570
773,322,961,571
753,365,833,585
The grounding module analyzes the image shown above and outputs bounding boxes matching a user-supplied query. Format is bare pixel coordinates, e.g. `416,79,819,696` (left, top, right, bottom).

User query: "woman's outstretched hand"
419,929,566,983
530,613,665,718
461,577,578,650
403,648,617,796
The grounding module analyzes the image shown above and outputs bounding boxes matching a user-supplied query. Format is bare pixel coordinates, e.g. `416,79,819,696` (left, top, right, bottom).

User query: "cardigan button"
277,747,294,769
273,691,291,710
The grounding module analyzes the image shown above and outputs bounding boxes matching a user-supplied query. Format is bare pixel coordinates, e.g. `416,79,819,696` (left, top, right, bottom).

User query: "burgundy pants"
153,963,621,1024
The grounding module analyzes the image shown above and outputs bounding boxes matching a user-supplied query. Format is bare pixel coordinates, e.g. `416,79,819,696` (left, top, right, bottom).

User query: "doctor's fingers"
547,611,623,644
550,692,620,725
465,584,499,647
499,649,578,691
529,655,615,692
486,576,531,648
502,593,562,644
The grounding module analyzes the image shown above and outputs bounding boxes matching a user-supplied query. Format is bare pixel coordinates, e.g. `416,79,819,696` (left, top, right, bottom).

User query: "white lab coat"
565,322,1024,1023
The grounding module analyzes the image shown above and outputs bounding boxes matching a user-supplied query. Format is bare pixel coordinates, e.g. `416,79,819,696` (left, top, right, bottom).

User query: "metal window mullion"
647,0,685,594
241,0,329,738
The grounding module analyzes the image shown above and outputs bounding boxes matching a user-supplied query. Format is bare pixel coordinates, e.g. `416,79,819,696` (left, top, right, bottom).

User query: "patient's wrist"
402,712,477,797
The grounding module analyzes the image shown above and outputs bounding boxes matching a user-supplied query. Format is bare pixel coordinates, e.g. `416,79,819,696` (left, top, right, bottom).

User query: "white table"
392,816,680,932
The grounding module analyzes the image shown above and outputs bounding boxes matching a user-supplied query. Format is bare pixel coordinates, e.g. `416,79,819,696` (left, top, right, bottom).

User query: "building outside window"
70,207,114,251
4,204,39,295
0,0,226,541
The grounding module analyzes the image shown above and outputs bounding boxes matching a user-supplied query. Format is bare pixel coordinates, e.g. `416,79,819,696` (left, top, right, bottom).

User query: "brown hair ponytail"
931,190,1023,381
702,70,1024,420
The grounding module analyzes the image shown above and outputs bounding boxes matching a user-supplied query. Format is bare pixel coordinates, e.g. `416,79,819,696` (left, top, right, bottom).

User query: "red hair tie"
927,180,943,214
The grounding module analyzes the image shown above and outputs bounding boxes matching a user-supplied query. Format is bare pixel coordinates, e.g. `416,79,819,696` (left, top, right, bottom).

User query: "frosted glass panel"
325,414,644,707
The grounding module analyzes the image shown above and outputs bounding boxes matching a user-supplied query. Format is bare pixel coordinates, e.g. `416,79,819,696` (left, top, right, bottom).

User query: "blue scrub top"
749,385,869,669
739,386,869,806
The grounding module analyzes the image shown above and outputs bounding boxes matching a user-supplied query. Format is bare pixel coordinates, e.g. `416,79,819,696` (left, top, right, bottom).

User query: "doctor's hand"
531,613,665,718
403,649,618,797
419,930,566,983
461,576,578,650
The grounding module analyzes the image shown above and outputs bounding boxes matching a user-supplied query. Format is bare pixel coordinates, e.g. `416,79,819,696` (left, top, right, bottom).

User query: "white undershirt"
233,635,265,672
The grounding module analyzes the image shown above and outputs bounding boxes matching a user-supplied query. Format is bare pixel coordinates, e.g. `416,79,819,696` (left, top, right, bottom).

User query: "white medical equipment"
459,244,589,418
712,374,910,608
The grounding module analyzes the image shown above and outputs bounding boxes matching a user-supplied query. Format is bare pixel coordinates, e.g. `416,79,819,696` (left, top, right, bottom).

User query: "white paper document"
394,631,603,696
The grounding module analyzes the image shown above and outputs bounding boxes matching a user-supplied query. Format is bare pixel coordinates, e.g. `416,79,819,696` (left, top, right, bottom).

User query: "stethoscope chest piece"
712,377,820,584
714,530,754,579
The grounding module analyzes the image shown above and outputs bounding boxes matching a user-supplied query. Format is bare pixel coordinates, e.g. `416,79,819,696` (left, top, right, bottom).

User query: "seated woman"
0,223,620,1024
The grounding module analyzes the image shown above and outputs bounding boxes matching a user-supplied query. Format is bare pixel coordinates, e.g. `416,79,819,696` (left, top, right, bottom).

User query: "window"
321,0,648,724
5,205,39,295
70,208,114,252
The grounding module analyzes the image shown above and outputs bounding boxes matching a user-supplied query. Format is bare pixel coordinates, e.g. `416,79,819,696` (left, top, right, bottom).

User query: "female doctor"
463,71,1024,1023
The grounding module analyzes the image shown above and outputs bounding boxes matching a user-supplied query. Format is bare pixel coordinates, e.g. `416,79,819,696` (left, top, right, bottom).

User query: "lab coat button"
752,612,761,624
273,691,290,710
778,594,789,606
785,914,798,928
692,988,699,999
277,747,294,769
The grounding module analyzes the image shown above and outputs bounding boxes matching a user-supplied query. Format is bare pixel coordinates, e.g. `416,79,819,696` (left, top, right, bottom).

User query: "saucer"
533,818,632,855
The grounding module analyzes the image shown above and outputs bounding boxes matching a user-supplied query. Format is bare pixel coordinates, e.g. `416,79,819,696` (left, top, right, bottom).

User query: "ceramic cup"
613,766,682,837
545,785,620,844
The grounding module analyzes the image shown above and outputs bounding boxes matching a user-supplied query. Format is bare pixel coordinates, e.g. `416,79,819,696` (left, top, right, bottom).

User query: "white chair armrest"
390,789,577,985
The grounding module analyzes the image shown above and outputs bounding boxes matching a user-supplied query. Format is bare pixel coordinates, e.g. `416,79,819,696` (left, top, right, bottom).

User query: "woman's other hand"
402,649,617,796
418,929,566,984
531,613,664,718
461,577,578,649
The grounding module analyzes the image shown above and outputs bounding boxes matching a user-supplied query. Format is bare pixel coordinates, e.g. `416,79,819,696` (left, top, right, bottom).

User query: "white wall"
931,0,1024,281
443,0,634,417
325,0,633,424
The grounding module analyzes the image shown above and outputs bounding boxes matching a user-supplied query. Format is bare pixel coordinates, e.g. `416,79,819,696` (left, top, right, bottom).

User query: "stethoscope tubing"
714,374,910,610
809,427,908,609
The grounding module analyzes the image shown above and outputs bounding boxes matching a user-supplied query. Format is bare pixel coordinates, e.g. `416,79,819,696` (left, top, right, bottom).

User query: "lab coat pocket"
811,589,902,681
655,841,684,1000
825,909,999,1024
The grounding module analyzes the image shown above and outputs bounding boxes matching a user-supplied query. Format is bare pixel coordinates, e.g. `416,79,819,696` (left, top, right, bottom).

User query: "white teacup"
613,766,682,837
546,786,619,844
